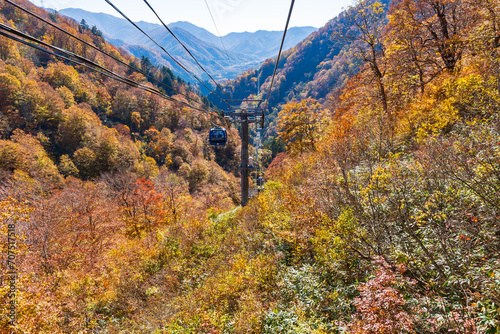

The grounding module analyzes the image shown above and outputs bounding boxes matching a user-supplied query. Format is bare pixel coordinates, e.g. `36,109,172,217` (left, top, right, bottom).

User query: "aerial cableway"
104,0,233,110
1,0,295,206
105,0,295,206
222,0,296,206
119,0,295,206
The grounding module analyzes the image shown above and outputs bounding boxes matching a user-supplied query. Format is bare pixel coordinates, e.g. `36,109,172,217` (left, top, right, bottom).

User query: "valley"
60,8,317,81
0,0,499,332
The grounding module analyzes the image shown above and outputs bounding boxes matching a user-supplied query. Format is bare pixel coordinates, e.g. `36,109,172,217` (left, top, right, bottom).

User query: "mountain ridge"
58,8,317,82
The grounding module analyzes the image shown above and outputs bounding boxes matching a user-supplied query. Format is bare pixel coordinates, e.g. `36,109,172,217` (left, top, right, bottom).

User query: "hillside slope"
211,0,391,130
0,0,248,331
2,0,500,333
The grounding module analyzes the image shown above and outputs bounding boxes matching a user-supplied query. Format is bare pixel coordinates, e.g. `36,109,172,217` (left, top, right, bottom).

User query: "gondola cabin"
209,127,227,146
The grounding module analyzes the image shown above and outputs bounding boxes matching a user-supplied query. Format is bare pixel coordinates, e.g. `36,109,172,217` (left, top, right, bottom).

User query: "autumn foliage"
2,0,500,333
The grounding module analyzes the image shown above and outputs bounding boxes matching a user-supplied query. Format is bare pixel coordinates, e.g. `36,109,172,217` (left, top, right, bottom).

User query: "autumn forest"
1,0,500,333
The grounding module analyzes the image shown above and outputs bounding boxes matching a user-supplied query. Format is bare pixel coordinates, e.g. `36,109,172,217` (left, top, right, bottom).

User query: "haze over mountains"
59,8,317,82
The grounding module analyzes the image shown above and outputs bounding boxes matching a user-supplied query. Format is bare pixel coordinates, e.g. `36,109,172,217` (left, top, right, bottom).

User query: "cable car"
209,127,227,146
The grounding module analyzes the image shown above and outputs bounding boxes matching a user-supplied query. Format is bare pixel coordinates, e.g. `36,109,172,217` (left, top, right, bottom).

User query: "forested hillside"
208,18,353,111
209,0,387,111
251,0,500,332
0,1,243,331
1,0,500,333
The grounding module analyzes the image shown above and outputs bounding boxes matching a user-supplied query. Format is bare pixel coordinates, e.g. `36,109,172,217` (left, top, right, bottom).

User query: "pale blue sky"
29,0,349,35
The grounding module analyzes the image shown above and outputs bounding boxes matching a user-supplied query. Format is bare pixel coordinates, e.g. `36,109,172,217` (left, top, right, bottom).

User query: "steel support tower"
224,100,264,206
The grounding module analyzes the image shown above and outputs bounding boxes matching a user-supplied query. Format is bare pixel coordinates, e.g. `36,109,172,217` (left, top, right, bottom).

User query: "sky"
29,0,350,35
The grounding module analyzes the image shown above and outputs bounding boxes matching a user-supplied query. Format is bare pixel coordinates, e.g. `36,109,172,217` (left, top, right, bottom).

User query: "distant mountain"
211,13,361,108
169,21,222,47
58,8,316,82
58,8,158,43
223,27,318,60
122,25,257,82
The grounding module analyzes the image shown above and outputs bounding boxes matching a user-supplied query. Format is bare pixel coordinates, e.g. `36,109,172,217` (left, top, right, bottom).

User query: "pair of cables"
107,0,295,123
3,0,196,104
105,0,233,110
3,0,295,127
0,23,209,113
0,0,236,124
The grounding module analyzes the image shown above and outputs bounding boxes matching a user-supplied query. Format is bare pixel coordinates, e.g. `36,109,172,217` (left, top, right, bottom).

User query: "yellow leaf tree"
277,98,329,155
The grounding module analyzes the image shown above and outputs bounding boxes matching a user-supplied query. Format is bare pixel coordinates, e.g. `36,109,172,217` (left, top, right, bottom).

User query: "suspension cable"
263,0,295,114
2,0,202,104
142,0,233,103
104,0,232,108
0,23,210,113
203,0,231,61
